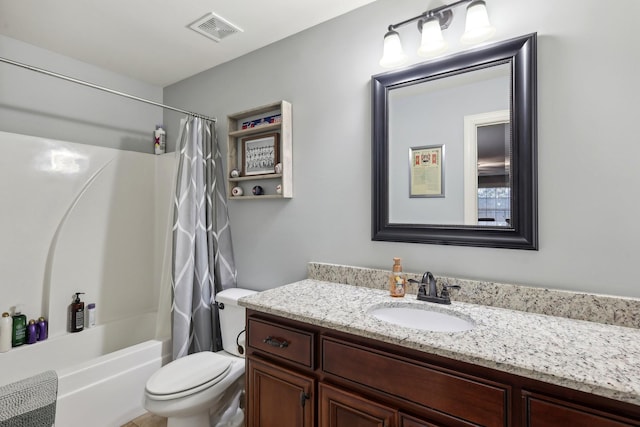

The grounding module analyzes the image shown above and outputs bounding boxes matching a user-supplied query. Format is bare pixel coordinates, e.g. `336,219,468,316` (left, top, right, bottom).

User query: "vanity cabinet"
246,317,315,427
522,392,636,426
400,413,441,427
226,100,292,200
319,382,396,427
247,357,314,427
245,310,640,427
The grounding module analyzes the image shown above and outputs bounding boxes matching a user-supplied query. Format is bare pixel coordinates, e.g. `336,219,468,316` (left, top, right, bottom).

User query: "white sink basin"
368,305,475,332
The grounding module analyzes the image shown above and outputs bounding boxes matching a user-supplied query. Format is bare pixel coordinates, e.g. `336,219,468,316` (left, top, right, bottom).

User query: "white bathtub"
0,312,171,427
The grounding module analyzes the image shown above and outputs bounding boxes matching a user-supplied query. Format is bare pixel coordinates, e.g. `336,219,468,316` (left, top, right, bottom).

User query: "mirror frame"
372,33,537,250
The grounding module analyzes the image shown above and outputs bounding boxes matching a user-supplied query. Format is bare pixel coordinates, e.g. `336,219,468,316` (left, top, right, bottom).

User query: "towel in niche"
0,370,57,427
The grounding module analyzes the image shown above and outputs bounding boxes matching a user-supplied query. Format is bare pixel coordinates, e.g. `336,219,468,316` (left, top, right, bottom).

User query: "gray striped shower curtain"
171,117,237,359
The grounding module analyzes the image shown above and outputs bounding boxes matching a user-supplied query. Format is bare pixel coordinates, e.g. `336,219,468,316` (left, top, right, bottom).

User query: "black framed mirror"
372,33,537,250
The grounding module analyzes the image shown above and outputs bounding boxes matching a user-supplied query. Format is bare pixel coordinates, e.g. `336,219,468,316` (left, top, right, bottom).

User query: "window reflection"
477,187,510,226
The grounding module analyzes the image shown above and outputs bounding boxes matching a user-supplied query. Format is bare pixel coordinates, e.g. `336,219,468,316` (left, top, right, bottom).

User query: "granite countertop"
239,279,640,405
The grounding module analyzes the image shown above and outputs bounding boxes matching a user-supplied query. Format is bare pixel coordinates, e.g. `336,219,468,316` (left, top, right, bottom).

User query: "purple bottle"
37,317,48,341
26,320,38,344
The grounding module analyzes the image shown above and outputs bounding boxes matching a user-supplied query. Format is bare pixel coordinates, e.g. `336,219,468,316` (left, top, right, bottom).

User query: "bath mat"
0,370,57,427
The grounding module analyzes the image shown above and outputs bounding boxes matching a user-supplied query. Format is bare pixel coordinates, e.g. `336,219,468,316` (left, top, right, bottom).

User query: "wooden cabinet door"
247,357,314,427
319,382,396,427
524,393,636,427
399,412,442,427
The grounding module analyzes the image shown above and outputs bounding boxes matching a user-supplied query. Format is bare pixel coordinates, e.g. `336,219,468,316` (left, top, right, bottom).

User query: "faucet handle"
440,284,461,301
408,279,427,296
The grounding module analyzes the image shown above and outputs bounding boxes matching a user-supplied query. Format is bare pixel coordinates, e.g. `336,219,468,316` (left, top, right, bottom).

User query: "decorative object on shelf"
276,184,282,195
252,185,264,196
274,163,283,174
379,0,496,68
232,186,244,196
230,168,240,178
242,133,280,176
241,114,282,129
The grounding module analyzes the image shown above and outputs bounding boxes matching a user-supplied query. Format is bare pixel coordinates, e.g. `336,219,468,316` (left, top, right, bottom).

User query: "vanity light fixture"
379,0,495,67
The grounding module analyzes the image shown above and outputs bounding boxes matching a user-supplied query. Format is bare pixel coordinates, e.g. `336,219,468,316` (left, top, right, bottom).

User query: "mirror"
372,33,537,249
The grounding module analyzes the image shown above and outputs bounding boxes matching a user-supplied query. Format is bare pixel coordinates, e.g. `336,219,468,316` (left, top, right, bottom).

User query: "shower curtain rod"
0,56,216,122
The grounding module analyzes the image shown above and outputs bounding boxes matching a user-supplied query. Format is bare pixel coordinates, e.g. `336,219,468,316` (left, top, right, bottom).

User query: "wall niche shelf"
227,101,292,200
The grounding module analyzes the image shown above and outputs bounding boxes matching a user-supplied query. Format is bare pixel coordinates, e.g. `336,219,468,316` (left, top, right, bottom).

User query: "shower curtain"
171,116,237,360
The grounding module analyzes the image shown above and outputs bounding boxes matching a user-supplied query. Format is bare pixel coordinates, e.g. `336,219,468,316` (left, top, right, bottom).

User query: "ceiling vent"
188,12,243,42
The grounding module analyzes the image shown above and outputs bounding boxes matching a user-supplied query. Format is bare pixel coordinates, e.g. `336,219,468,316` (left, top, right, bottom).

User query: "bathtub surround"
0,312,160,385
0,131,176,425
308,262,640,329
171,117,237,359
0,131,169,340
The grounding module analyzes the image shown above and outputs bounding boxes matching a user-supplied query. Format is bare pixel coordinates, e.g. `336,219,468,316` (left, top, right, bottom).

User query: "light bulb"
417,17,448,58
379,30,408,68
460,0,496,45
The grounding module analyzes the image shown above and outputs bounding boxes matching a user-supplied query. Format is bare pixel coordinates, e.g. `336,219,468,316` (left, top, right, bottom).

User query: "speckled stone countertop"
239,279,640,406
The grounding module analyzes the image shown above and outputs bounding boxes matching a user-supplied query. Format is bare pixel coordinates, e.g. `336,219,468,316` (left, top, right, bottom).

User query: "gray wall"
164,0,640,298
0,34,163,153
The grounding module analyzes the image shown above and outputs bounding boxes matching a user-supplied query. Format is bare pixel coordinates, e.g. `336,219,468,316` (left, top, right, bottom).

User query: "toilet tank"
215,288,257,357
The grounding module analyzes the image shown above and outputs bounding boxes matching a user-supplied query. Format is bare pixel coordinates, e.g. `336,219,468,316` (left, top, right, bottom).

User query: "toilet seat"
145,352,232,401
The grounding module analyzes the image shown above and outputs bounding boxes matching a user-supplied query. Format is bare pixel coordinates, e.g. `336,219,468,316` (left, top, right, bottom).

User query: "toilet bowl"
144,288,256,427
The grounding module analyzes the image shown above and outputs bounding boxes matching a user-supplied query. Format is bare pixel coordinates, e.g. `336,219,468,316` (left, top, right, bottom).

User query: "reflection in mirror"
463,109,511,226
388,63,511,226
372,33,537,249
476,123,511,226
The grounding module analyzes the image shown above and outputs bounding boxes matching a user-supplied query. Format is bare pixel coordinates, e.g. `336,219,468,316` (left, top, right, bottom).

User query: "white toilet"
144,288,257,427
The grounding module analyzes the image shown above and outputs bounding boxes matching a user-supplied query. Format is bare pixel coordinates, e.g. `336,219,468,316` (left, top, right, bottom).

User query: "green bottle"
12,304,27,347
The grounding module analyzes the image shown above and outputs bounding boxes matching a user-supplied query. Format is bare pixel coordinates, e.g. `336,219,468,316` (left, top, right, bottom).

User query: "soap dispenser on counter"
69,292,85,333
389,257,407,298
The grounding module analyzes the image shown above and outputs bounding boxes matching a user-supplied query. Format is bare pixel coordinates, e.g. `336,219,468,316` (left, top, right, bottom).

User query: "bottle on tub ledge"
0,311,12,352
11,305,27,347
37,317,48,341
26,320,38,344
86,303,96,328
389,257,407,298
68,292,85,333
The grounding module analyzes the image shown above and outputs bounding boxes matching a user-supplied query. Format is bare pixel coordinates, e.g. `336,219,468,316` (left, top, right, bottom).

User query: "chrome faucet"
409,271,460,305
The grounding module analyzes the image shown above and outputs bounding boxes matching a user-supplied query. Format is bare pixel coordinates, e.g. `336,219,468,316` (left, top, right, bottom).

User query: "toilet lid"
146,352,232,396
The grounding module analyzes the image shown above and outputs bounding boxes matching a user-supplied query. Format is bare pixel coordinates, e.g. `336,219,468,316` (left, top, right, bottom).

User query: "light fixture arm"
387,0,473,32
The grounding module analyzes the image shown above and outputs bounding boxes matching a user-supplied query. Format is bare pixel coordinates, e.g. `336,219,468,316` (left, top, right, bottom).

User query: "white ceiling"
0,0,376,87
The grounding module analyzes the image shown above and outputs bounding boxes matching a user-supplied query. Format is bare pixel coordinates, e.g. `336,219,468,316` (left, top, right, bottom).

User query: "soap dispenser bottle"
69,293,85,333
389,257,407,298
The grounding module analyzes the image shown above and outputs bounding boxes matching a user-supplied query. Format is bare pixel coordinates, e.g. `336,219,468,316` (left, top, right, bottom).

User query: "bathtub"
0,312,171,427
